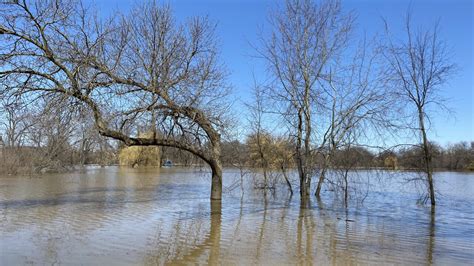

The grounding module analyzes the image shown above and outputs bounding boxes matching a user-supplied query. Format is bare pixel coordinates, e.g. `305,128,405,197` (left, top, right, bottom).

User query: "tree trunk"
209,138,223,200
419,109,435,205
303,91,312,197
281,165,293,195
296,108,310,199
315,167,327,197
256,132,269,188
210,159,223,200
300,178,311,198
344,169,349,206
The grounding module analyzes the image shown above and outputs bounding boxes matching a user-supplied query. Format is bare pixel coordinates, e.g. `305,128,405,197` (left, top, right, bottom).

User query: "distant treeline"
1,133,472,175
112,137,474,171
0,142,115,175
219,138,474,171
394,142,474,171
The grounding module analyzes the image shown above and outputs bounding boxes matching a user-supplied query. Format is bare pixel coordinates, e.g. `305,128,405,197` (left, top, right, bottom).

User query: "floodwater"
0,167,473,265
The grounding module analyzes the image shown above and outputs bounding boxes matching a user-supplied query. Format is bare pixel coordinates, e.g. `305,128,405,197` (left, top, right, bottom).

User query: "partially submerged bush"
118,132,161,167
118,145,161,167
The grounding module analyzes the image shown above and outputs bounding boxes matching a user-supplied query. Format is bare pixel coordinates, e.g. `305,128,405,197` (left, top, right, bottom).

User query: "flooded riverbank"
1,167,473,265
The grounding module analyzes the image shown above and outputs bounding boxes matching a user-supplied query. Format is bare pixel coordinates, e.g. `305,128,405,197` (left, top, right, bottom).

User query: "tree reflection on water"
0,167,472,265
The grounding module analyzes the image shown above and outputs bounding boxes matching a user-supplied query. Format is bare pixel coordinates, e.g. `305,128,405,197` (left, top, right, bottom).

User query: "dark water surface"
1,167,473,265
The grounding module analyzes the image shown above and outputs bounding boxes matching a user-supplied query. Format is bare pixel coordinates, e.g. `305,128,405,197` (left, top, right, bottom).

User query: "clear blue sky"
94,0,473,145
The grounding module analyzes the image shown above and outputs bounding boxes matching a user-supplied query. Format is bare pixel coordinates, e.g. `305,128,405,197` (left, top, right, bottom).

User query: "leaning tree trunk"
315,166,327,197
209,137,223,200
419,108,435,206
210,158,223,200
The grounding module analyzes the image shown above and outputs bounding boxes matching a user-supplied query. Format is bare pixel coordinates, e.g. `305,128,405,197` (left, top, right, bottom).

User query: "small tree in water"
383,12,456,205
258,0,354,199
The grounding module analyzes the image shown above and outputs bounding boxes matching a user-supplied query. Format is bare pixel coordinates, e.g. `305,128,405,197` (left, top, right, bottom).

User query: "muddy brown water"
1,167,473,265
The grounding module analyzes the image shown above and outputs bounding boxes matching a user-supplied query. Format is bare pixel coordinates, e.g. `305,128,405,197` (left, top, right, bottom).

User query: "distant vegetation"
219,140,474,171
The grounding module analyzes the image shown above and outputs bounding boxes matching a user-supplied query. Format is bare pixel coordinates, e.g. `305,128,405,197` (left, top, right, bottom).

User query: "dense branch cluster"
0,0,229,163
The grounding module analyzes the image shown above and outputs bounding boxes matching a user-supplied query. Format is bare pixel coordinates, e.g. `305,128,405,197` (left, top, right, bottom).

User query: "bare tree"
247,82,271,188
0,100,33,148
383,12,455,205
444,142,474,171
28,95,77,172
0,99,34,173
0,92,82,173
259,0,353,199
0,1,230,199
314,38,390,197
